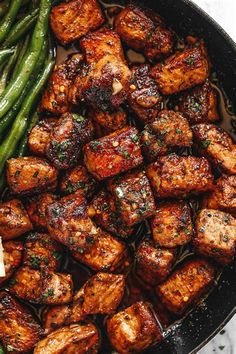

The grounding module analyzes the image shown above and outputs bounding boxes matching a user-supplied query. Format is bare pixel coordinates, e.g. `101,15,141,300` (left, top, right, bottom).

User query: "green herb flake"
14,170,20,177
176,128,183,134
8,278,17,287
132,135,139,143
33,171,39,178
200,139,211,149
52,251,62,261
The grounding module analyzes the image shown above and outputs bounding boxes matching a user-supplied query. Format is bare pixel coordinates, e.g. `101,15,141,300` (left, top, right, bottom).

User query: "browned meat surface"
0,241,23,285
28,118,57,156
88,108,127,137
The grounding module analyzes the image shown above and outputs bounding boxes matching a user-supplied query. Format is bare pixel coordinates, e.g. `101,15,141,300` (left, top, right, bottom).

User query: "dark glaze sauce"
1,1,236,353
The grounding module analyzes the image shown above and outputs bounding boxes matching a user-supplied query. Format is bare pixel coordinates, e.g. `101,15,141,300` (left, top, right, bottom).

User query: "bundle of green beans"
0,0,56,192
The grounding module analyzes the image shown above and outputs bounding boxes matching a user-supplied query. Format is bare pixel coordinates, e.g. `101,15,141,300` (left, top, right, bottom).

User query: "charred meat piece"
202,175,236,216
28,118,57,156
69,28,131,111
0,199,32,240
88,108,127,137
7,157,58,196
34,323,99,354
178,79,219,124
25,193,57,231
83,127,143,181
89,190,133,239
136,241,176,286
0,241,23,285
50,0,104,45
141,110,192,161
146,154,214,198
46,113,94,170
0,291,43,353
151,201,193,248
60,165,98,199
151,44,209,95
128,65,163,124
23,232,62,271
194,209,236,265
192,123,236,175
107,301,162,354
108,170,155,226
156,258,215,315
8,266,73,305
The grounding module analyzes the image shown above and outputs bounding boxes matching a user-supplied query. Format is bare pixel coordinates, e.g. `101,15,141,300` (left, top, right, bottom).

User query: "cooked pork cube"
141,110,192,161
156,258,215,315
107,301,162,354
83,127,143,181
108,170,155,226
8,266,73,305
194,209,236,265
23,232,62,271
178,79,219,124
28,118,57,156
89,190,133,239
60,165,98,199
88,108,127,137
192,124,236,175
202,175,236,215
25,193,57,231
146,154,213,198
7,157,58,195
136,241,176,286
0,199,32,240
50,0,104,45
144,25,174,60
0,241,23,285
127,65,163,124
151,201,193,247
151,45,209,95
0,291,42,353
46,113,94,170
40,54,83,115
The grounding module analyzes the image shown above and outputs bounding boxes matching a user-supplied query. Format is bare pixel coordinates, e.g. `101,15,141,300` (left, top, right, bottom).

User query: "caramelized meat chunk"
6,157,58,195
60,165,98,199
0,291,42,353
50,0,104,45
194,209,236,265
178,79,219,124
141,110,192,161
136,241,176,286
83,127,143,181
34,323,99,354
25,193,57,231
202,175,236,216
46,113,94,170
0,241,23,285
28,118,57,156
151,45,209,95
128,65,163,124
88,108,127,137
0,199,32,240
192,123,236,175
107,301,162,354
89,190,133,239
23,232,62,271
146,154,213,198
9,266,73,305
108,170,155,226
156,258,215,315
151,201,193,247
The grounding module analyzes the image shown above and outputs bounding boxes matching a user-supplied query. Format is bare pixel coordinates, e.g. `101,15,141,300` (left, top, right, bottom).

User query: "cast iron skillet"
134,1,236,353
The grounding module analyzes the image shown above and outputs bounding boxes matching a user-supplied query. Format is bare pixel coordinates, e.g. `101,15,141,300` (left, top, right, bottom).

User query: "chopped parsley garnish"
132,135,139,143
200,139,211,149
33,171,39,178
43,288,54,298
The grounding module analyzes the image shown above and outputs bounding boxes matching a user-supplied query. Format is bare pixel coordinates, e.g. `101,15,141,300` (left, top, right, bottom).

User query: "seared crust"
28,118,57,156
151,201,193,248
83,127,143,181
0,199,32,240
0,291,43,353
146,154,214,198
107,301,162,354
50,0,104,45
0,241,23,285
151,44,209,95
6,157,58,196
194,209,236,265
192,123,236,175
156,258,215,315
88,108,127,137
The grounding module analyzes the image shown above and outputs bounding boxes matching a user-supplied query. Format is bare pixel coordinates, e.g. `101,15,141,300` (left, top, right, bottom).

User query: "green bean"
0,0,30,18
0,44,21,95
0,0,23,44
0,342,4,354
0,48,14,66
11,36,30,80
17,111,39,156
0,0,52,119
3,8,39,48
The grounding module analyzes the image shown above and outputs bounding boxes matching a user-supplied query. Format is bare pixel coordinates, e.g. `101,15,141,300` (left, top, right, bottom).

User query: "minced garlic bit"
112,78,123,95
130,84,136,90
60,85,65,93
0,237,5,277
112,141,119,147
